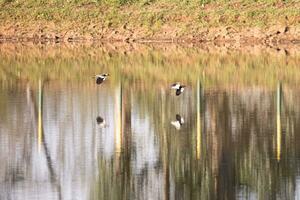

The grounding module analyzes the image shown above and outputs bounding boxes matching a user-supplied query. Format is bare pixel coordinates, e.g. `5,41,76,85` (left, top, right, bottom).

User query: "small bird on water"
171,82,186,96
95,73,109,85
171,114,184,130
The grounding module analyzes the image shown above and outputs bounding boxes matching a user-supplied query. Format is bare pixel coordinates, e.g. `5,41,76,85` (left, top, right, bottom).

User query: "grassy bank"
0,0,299,42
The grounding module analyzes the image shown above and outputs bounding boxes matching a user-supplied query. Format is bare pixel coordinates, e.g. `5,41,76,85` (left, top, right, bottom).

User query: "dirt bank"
1,1,300,45
1,23,300,46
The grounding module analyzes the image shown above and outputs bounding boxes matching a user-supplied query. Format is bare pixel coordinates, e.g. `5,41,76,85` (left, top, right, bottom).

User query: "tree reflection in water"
0,80,300,200
0,44,300,200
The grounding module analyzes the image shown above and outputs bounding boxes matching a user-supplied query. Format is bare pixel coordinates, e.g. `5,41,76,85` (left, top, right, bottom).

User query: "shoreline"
1,1,299,46
1,38,300,56
1,24,300,46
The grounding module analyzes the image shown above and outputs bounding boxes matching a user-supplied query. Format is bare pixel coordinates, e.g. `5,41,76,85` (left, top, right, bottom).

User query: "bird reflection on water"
96,116,106,128
171,114,184,130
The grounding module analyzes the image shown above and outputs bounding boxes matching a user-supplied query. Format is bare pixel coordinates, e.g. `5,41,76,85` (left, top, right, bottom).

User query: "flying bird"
171,114,184,130
95,73,109,85
171,82,185,96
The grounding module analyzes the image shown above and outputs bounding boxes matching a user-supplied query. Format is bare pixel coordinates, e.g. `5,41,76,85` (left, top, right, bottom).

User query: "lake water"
1,43,300,200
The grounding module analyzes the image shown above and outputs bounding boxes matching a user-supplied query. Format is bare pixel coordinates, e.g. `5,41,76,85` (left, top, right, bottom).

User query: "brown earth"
0,22,300,47
1,38,300,58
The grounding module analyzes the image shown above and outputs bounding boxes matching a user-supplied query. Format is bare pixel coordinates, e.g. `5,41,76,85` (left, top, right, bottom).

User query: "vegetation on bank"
0,0,299,38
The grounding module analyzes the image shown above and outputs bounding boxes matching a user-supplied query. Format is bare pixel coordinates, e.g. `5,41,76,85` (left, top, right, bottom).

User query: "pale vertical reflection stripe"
276,83,281,162
196,80,201,160
115,82,122,154
38,79,43,153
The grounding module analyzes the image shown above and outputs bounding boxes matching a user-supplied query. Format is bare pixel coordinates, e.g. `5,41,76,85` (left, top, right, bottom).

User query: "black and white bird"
171,114,184,130
95,73,109,85
96,116,106,128
171,82,185,96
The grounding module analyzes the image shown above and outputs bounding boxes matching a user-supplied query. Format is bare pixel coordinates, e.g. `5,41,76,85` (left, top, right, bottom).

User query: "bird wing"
96,77,104,84
171,83,180,89
171,121,181,130
176,89,181,96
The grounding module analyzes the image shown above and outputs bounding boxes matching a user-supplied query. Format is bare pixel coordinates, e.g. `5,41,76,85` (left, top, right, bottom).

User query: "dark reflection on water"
1,80,300,200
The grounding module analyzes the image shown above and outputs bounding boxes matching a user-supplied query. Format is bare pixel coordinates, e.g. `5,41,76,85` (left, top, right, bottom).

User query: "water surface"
1,43,300,200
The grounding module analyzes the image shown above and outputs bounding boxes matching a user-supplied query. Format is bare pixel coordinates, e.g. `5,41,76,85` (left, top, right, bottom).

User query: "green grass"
0,0,299,37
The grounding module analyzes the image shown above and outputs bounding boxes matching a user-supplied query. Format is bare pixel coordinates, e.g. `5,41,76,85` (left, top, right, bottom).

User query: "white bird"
95,73,109,85
171,82,186,96
171,114,184,130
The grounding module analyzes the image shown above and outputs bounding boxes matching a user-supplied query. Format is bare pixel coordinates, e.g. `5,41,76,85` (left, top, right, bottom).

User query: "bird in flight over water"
95,73,109,85
171,82,186,96
171,114,184,130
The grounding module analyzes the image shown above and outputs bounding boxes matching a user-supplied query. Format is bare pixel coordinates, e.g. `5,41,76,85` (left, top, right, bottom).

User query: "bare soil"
0,22,300,47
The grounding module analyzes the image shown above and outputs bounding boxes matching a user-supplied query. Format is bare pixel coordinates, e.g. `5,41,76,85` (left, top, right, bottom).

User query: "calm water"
1,43,300,200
